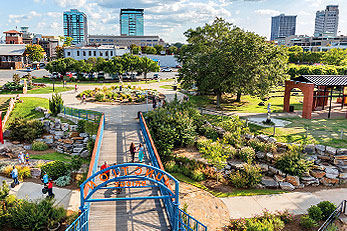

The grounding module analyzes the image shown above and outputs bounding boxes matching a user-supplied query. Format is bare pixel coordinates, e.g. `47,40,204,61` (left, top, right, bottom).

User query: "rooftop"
3,30,22,34
0,44,26,56
294,75,347,86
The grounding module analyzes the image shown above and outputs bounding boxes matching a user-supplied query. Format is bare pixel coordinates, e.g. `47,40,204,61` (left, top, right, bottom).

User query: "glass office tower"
120,9,144,36
63,9,88,45
271,14,297,41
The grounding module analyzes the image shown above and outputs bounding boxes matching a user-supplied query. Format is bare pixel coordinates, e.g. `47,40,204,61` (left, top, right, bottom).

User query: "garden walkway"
221,188,347,219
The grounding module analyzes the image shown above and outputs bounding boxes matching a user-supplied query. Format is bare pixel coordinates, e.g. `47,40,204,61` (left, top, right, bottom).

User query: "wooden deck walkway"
88,105,170,231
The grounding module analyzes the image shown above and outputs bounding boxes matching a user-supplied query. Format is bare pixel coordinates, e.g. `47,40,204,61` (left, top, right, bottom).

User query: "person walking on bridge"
100,161,110,179
130,142,136,162
138,144,145,163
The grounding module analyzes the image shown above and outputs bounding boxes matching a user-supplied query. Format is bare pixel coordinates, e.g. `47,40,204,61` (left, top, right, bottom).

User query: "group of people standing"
129,142,145,163
18,152,30,165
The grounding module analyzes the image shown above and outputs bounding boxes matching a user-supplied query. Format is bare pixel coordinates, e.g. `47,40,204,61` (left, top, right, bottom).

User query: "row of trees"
131,44,178,55
177,18,288,106
45,54,160,79
287,46,347,66
287,64,347,78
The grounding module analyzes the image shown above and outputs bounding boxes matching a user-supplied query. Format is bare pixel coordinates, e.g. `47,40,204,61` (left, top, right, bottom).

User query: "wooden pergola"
284,75,347,119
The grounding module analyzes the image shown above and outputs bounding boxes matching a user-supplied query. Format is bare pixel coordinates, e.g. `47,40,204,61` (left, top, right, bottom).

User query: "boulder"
334,155,347,160
259,163,269,172
72,137,84,140
286,175,300,186
279,182,295,191
80,150,90,158
73,148,83,154
269,166,279,175
266,152,274,160
30,168,41,178
225,164,231,170
274,175,285,182
315,145,326,155
35,106,48,113
256,152,265,159
43,138,54,145
321,177,339,186
268,137,277,143
301,176,319,186
325,173,338,179
306,155,318,162
92,135,97,140
310,170,326,178
256,134,270,142
229,161,246,170
54,120,61,130
325,146,337,155
74,144,84,149
61,123,69,131
3,130,10,138
318,155,331,161
261,177,279,189
79,133,89,138
54,131,64,137
325,167,339,175
23,144,32,150
70,125,78,132
63,139,74,144
83,137,89,143
44,112,50,119
244,134,254,140
304,144,316,154
339,173,347,179
337,148,347,155
69,132,80,138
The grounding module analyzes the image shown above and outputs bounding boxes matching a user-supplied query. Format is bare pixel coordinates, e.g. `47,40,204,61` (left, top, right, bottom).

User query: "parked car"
161,67,173,72
130,73,136,80
176,64,182,68
26,67,33,72
152,73,161,80
39,63,46,68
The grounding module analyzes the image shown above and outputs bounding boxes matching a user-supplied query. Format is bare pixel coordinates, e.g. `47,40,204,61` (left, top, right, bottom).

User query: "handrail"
318,200,347,231
62,105,102,122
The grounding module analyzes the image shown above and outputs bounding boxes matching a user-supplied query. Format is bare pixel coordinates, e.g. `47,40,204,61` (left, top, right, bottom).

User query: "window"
77,51,80,56
83,51,86,56
89,51,92,56
67,52,71,56
110,51,113,56
100,52,103,56
105,51,108,56
94,51,96,56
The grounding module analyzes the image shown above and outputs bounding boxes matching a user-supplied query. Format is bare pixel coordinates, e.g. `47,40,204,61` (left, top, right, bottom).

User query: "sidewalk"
0,176,80,211
221,188,347,219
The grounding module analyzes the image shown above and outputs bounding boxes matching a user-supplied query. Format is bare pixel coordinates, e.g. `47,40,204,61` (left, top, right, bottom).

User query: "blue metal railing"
318,200,346,231
139,112,207,231
66,111,105,231
62,106,102,122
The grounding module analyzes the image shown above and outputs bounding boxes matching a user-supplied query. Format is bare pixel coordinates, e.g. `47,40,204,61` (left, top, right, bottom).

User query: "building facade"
63,9,88,45
314,5,339,37
39,36,59,59
4,30,23,44
120,9,144,36
64,46,130,61
88,35,165,47
0,44,26,69
271,14,297,41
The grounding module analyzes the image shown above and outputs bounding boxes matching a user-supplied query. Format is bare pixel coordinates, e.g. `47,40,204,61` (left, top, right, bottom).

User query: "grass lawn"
33,78,174,86
7,97,48,124
31,151,89,164
0,97,10,117
0,87,73,95
249,117,347,148
171,172,286,197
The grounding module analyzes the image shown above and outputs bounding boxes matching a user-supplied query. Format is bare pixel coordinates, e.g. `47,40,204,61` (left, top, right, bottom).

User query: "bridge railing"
139,112,207,231
62,106,102,122
318,200,346,231
66,110,105,231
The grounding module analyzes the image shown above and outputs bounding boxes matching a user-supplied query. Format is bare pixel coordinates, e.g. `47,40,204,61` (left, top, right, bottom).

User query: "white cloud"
255,9,281,16
54,0,87,8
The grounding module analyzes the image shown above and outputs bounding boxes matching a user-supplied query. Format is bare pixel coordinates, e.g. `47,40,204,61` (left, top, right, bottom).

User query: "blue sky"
0,0,346,43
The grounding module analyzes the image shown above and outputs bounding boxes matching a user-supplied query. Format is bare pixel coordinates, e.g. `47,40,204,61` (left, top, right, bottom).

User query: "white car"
161,67,173,72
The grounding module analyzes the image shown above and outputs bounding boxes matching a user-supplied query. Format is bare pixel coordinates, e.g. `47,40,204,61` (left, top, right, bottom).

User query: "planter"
48,222,60,231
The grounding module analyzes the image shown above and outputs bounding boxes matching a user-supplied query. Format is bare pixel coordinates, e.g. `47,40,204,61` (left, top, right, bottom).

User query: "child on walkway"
18,152,24,165
138,144,145,163
129,142,136,163
25,152,30,165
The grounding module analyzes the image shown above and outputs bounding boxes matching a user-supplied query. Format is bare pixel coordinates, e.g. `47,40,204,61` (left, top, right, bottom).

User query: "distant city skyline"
0,0,346,43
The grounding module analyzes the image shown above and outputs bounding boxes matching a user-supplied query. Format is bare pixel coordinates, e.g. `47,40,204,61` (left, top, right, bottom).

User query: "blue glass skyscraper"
271,14,297,41
120,9,144,36
63,9,88,45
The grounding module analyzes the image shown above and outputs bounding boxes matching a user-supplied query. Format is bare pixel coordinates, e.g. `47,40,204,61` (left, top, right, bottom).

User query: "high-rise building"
63,9,88,45
120,9,144,36
314,5,339,37
271,14,297,41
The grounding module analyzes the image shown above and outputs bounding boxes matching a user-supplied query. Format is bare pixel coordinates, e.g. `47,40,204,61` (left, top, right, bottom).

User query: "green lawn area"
7,97,48,124
0,87,73,95
249,117,347,148
31,151,89,164
171,172,286,197
0,97,10,115
189,93,303,113
33,78,174,86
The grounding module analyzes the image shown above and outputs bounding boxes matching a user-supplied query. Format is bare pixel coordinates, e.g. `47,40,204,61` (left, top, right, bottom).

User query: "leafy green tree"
131,44,141,54
138,57,160,80
168,46,178,55
321,48,347,66
104,57,123,77
154,45,164,54
25,44,44,62
46,59,66,75
143,46,157,54
177,18,288,106
95,57,106,72
49,93,64,116
55,46,64,59
59,36,73,47
172,42,184,49
121,54,140,74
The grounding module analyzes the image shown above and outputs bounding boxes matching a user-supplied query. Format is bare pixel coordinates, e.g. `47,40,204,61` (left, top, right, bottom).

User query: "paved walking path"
221,188,347,219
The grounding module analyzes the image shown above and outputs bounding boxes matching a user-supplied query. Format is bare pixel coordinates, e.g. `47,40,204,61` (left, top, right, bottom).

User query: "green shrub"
69,156,82,171
229,164,262,188
200,125,219,140
77,120,86,133
217,117,249,148
275,146,313,177
8,118,44,142
300,215,317,230
84,121,98,135
32,141,49,151
326,223,338,231
308,205,323,222
164,161,179,173
54,175,72,187
237,147,255,163
248,139,276,153
49,93,63,116
317,201,337,220
181,166,192,177
41,161,67,180
95,92,105,102
191,169,205,181
18,166,31,181
87,138,95,157
0,180,9,200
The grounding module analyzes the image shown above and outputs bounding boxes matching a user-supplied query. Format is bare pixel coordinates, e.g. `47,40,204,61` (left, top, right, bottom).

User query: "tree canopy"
177,18,288,106
25,44,45,62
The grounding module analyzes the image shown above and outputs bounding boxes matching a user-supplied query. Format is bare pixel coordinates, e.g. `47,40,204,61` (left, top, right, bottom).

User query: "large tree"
321,48,347,66
177,18,288,106
138,57,160,80
25,44,45,62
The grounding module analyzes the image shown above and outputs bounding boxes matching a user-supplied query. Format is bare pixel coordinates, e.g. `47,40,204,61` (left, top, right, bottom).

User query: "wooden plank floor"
88,106,170,231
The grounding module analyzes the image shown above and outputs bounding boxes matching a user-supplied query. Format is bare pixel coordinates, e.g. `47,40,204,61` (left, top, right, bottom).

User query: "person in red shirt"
47,179,54,198
101,161,110,179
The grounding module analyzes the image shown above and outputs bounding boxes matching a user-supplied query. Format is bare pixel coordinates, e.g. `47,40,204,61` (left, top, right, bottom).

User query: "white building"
314,5,339,37
64,46,130,60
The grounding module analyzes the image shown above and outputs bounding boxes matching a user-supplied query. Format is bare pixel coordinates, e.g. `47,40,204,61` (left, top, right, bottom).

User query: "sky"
0,0,346,44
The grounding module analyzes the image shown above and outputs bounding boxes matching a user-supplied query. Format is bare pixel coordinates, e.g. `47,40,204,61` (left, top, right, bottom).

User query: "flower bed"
77,85,162,104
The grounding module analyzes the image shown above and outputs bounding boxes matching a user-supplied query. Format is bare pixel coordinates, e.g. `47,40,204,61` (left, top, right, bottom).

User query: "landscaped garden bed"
144,100,347,197
77,85,164,104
